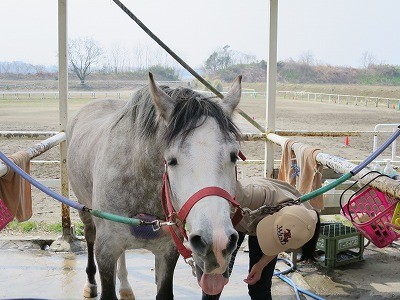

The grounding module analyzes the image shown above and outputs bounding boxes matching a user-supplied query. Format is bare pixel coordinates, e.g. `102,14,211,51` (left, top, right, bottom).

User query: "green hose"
91,209,142,226
299,173,352,203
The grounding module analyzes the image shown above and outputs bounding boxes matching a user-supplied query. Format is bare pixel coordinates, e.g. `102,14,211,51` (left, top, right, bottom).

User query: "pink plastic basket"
341,187,400,248
0,198,13,231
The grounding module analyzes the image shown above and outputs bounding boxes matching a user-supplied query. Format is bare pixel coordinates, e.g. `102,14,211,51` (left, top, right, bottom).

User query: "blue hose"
274,258,326,300
0,151,85,211
277,273,326,300
274,257,295,276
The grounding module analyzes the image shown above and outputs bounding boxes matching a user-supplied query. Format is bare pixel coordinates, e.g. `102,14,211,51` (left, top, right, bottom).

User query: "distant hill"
0,61,57,74
205,60,400,86
0,60,400,90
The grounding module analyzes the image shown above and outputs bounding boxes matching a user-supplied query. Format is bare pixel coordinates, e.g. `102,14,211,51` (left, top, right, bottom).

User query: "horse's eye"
167,158,178,166
230,152,239,163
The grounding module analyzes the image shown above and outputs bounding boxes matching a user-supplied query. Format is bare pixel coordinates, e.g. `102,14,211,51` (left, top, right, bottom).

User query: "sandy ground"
0,94,399,225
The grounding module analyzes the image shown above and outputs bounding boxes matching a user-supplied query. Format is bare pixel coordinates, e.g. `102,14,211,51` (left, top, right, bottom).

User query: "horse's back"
67,99,126,205
67,99,125,137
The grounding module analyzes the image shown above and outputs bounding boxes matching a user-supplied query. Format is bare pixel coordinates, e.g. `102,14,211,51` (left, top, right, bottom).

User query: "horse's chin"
196,264,229,295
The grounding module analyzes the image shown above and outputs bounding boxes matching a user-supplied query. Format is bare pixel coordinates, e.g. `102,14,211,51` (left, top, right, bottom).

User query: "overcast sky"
1,0,400,68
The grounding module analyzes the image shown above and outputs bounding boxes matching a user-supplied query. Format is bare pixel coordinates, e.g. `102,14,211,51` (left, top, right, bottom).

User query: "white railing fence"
3,90,400,110
279,90,400,109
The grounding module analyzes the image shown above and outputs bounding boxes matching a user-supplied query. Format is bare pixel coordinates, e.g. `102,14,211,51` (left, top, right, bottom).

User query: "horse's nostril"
189,234,208,255
226,232,239,254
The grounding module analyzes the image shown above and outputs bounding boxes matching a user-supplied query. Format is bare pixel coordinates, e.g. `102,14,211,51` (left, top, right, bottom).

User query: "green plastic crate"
316,222,364,268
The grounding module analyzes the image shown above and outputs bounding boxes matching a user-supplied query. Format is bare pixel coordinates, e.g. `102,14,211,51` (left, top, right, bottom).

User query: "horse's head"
149,73,242,295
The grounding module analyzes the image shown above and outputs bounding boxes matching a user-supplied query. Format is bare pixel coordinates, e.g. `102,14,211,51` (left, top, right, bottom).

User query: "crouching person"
203,177,320,300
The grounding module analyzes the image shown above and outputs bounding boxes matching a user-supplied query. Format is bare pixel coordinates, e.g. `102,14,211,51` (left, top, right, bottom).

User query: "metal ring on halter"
158,220,176,227
241,207,253,216
184,258,197,277
141,220,176,232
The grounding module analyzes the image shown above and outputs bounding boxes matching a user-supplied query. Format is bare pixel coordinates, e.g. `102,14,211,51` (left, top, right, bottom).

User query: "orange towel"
0,151,32,221
277,139,296,186
292,143,324,210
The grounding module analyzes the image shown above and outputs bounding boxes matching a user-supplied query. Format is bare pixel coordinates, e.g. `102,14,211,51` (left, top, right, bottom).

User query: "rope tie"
242,199,301,217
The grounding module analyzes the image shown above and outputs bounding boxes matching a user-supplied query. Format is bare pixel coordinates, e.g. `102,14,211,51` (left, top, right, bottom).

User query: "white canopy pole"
58,0,71,240
264,0,278,178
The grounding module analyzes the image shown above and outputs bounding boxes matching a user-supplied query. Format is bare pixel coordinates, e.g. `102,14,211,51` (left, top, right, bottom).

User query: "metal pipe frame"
0,132,66,177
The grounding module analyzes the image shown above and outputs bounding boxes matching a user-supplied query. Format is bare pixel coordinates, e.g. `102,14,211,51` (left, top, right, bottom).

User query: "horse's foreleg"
154,243,180,300
80,212,98,298
96,234,121,300
117,251,135,300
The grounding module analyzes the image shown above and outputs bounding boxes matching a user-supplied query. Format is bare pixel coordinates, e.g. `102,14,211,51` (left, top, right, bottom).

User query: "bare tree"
109,44,129,73
361,51,376,69
33,64,46,74
298,50,315,65
135,44,143,70
68,37,103,84
0,62,12,73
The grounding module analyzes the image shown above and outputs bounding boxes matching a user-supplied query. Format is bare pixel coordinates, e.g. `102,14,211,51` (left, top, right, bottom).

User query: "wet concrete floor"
1,238,400,299
0,246,301,300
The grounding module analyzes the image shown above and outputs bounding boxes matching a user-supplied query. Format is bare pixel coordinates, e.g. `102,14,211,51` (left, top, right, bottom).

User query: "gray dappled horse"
66,74,243,299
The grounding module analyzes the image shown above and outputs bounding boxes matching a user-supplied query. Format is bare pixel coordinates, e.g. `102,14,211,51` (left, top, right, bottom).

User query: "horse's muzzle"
189,229,238,270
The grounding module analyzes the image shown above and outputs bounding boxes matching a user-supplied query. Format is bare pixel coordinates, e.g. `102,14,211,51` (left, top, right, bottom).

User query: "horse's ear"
220,75,242,116
149,72,175,122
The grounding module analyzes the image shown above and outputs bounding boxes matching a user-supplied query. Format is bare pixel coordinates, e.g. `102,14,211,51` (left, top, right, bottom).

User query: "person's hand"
243,263,263,285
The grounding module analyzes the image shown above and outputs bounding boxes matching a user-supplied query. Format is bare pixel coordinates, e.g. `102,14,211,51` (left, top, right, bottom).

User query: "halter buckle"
185,258,196,277
151,220,176,232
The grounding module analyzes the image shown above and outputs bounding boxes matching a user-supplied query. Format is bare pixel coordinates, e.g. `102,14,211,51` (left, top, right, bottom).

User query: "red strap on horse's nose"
177,186,241,225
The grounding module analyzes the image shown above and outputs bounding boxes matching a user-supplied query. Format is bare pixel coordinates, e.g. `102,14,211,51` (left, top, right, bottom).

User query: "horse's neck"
109,112,164,172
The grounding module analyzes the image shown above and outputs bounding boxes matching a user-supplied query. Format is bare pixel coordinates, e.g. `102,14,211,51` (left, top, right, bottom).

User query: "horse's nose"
189,229,239,257
225,230,239,255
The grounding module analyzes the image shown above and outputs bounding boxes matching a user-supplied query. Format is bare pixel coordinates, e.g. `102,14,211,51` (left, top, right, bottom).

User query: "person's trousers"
202,232,277,300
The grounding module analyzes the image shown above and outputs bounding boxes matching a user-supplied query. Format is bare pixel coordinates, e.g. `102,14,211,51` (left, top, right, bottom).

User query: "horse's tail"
299,209,320,261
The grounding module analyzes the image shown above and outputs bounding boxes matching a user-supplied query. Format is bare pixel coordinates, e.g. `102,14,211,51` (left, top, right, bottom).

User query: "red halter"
160,152,246,259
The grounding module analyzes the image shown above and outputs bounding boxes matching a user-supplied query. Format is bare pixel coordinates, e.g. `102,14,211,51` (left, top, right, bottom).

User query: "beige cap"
256,205,317,256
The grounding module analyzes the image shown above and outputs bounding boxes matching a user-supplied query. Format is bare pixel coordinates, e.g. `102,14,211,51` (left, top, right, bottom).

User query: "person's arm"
243,254,276,285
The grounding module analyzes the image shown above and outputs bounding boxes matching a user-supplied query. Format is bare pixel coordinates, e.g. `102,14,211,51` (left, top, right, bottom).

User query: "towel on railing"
0,151,32,221
278,140,324,210
292,143,324,210
277,139,296,186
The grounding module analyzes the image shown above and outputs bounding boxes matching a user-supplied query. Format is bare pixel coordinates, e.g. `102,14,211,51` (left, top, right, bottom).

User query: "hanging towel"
292,143,324,210
277,139,296,186
0,151,32,221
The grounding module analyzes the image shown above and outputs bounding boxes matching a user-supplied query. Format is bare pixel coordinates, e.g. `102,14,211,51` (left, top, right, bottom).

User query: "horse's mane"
126,85,241,144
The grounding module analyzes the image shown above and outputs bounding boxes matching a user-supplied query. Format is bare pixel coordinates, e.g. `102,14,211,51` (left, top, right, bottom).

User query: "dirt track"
0,94,399,225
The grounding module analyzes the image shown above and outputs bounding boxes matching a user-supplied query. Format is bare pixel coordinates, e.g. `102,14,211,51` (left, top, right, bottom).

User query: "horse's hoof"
120,289,135,300
83,282,98,298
